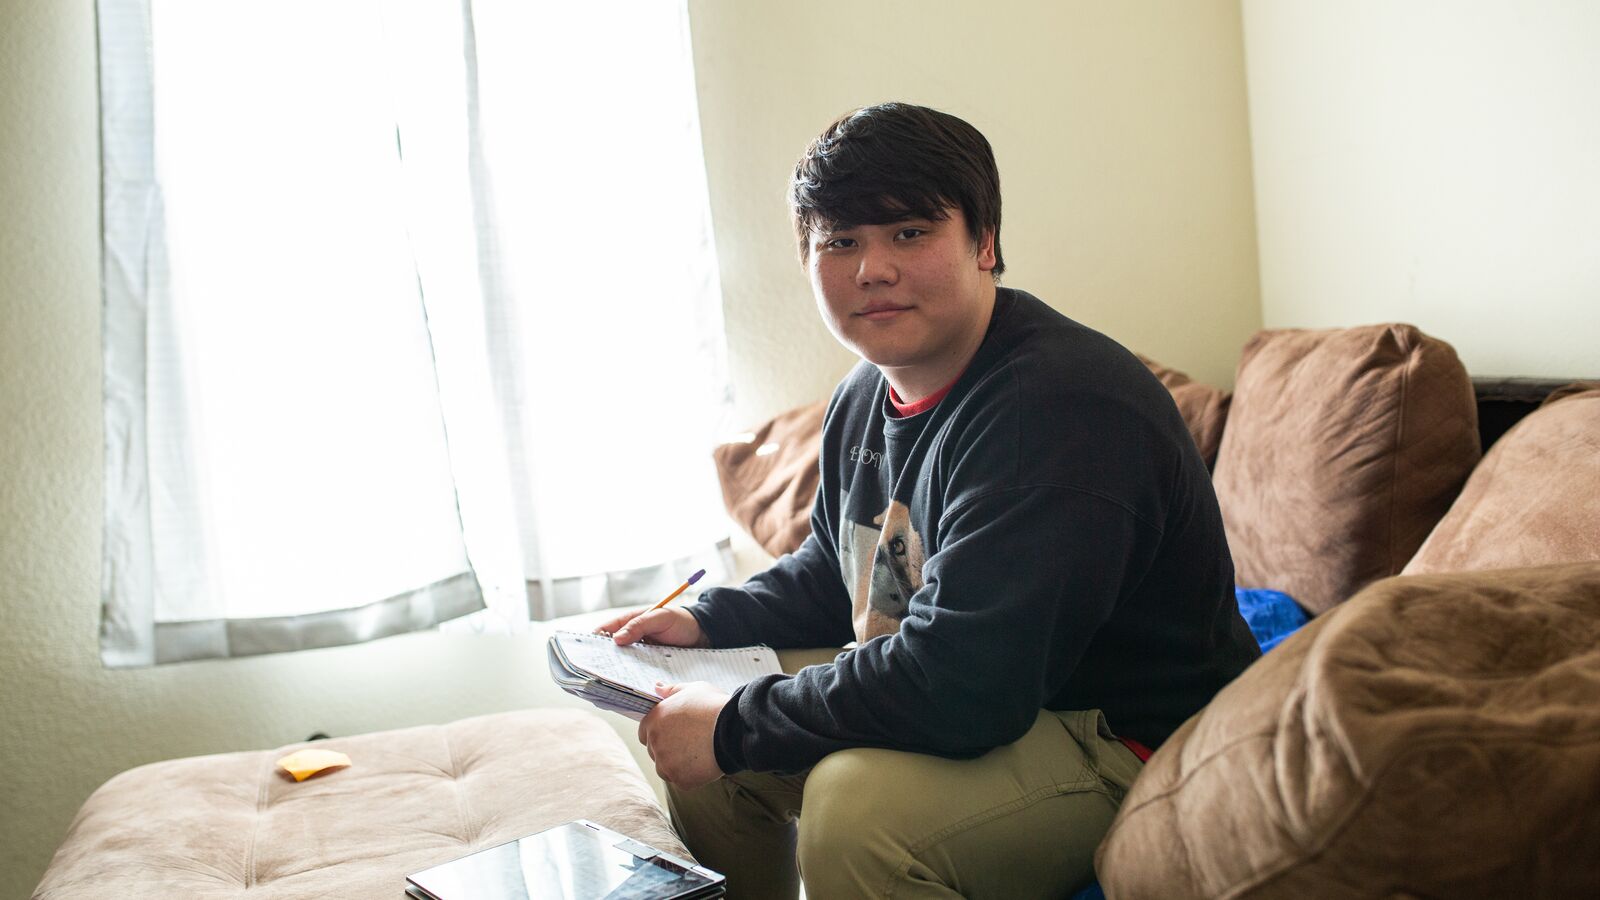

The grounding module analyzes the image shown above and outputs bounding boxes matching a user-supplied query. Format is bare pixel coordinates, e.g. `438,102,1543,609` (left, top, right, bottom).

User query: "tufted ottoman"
33,709,683,899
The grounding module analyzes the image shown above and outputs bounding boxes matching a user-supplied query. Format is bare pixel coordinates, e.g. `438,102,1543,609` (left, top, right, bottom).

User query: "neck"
884,368,961,406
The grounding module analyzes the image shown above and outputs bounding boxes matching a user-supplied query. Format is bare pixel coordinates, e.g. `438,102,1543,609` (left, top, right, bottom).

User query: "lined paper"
552,631,781,696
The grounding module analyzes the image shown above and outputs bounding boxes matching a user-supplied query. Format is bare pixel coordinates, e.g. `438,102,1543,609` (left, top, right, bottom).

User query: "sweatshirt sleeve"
688,527,855,651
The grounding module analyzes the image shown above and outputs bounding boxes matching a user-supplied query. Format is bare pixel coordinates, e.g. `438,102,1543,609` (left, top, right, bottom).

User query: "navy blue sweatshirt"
692,288,1260,775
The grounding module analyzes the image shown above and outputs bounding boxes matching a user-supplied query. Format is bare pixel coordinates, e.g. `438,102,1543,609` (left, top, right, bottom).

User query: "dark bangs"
788,102,1004,275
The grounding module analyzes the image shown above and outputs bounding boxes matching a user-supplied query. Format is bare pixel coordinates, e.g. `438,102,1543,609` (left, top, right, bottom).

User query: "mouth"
855,304,912,321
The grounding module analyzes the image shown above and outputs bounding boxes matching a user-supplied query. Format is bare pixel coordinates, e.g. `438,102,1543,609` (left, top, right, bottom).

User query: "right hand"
597,606,709,648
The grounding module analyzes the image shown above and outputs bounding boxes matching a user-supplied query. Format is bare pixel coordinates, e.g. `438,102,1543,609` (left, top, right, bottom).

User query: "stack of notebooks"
547,631,783,720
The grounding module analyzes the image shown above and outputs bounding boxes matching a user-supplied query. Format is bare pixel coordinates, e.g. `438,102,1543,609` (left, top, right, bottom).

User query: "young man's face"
805,207,998,397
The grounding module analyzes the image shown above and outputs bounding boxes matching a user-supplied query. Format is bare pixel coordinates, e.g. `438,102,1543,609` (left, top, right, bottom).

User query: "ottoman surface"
34,709,680,899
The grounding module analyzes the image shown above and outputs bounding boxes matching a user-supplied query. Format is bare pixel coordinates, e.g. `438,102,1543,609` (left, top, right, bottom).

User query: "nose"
855,240,898,288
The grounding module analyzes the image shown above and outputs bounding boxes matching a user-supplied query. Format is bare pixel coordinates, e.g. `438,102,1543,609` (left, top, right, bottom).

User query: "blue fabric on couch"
1234,587,1309,653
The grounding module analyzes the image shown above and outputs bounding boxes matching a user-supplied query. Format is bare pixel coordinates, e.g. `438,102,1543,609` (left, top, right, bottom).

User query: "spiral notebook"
548,631,782,720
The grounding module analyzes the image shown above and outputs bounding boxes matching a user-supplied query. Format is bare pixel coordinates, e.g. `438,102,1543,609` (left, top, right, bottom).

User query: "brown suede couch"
712,323,1600,899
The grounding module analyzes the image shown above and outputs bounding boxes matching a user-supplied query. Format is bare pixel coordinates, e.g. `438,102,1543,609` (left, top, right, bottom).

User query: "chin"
841,333,921,369
855,348,923,372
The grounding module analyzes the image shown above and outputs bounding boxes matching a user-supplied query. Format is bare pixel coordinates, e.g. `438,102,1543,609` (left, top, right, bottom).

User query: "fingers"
611,614,645,645
654,681,677,698
607,607,705,648
612,609,670,645
596,607,645,638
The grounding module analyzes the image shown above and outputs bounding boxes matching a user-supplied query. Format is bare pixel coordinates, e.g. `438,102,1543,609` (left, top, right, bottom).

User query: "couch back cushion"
1095,562,1600,900
1212,325,1479,615
712,402,826,558
1136,354,1231,468
1404,383,1600,574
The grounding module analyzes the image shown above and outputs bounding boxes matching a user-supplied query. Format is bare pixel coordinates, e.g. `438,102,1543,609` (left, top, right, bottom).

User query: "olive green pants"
667,709,1142,899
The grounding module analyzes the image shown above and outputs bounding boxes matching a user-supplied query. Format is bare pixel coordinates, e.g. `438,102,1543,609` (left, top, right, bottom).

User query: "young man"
602,102,1260,898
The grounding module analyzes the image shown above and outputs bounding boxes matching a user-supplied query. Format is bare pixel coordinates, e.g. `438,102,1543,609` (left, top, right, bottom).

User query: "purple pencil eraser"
687,569,706,585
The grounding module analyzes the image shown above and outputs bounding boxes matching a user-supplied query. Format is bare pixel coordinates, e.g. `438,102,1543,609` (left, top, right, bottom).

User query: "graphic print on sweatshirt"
838,494,928,641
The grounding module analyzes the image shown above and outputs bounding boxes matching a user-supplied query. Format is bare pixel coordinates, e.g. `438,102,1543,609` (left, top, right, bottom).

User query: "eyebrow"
816,214,936,233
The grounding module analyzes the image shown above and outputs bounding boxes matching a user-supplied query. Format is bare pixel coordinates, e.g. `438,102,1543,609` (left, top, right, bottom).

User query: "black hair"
789,102,1004,276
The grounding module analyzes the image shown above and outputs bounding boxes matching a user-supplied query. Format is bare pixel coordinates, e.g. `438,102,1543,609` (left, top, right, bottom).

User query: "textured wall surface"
0,0,1261,895
1243,0,1600,378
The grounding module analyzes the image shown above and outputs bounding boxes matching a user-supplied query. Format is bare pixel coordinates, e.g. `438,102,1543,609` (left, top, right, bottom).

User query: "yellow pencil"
647,569,706,612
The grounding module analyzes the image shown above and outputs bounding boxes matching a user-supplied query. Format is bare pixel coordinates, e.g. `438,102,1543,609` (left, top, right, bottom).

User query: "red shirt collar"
888,370,965,417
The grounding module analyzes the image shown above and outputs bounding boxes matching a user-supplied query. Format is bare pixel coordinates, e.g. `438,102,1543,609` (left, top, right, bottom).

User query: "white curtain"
462,0,734,621
99,0,733,666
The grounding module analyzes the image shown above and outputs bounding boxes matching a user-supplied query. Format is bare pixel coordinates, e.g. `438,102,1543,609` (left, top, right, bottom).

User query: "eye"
895,227,926,241
824,237,857,250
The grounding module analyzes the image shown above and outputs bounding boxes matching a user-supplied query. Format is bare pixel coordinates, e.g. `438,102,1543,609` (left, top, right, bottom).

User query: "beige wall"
691,0,1263,422
1242,0,1600,378
0,0,1259,894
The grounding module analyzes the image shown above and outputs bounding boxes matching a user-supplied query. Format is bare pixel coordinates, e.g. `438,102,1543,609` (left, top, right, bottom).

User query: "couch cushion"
1212,325,1479,615
1096,563,1600,900
1405,384,1600,575
35,709,681,899
1136,354,1231,467
712,402,826,558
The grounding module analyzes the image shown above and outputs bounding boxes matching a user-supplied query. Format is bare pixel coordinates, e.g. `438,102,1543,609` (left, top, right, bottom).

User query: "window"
99,0,732,665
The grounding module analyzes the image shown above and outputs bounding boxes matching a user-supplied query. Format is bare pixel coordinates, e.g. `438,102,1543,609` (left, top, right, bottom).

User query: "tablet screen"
407,820,722,900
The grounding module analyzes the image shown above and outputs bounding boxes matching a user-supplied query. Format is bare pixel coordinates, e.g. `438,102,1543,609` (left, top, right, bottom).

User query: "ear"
975,228,997,272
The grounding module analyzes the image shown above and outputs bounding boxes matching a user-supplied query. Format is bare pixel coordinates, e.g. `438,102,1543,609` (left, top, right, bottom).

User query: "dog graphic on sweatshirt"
839,498,927,641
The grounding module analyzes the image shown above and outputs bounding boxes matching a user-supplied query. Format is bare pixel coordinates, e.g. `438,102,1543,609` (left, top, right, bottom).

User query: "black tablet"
405,819,725,899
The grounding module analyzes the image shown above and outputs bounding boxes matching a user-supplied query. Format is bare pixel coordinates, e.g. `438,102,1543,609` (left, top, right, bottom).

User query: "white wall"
0,1,1260,894
1242,0,1600,378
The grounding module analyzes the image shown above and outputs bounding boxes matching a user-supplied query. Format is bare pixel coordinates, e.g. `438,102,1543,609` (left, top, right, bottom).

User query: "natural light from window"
137,0,729,627
148,0,476,620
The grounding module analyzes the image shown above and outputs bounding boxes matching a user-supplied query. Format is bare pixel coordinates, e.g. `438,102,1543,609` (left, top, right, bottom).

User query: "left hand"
637,681,729,790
